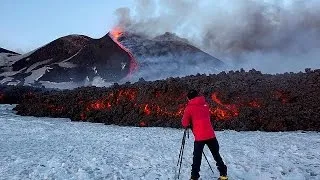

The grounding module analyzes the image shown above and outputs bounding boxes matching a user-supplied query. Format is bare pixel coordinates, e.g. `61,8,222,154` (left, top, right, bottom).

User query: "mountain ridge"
0,31,225,88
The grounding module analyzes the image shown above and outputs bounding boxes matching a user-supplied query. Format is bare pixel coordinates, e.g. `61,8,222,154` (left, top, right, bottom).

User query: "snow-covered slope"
0,35,133,88
0,48,20,69
0,105,319,180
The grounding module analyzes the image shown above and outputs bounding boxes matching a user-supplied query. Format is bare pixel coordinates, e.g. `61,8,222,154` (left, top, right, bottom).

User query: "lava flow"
109,27,138,78
80,88,187,122
210,92,239,120
12,69,320,131
79,89,264,123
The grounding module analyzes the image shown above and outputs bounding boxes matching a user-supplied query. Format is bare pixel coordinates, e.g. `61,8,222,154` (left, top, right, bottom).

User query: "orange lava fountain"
110,27,138,78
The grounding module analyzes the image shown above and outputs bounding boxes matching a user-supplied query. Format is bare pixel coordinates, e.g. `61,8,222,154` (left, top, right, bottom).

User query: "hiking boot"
218,175,228,180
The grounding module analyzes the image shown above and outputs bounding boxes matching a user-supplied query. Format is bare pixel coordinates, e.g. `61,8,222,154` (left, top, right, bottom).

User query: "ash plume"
114,0,320,73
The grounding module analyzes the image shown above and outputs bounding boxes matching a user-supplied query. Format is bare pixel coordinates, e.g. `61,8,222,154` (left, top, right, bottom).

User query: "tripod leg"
203,151,214,176
176,129,187,179
177,129,187,166
176,131,185,166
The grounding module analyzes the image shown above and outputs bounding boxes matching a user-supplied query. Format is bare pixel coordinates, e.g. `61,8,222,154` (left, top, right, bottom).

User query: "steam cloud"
114,0,320,73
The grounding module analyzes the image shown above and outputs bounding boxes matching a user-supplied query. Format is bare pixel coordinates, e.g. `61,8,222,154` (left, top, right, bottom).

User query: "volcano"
114,31,224,81
0,30,224,89
0,34,134,88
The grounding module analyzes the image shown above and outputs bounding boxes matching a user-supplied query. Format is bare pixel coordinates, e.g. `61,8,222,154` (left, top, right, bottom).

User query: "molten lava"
90,100,111,110
79,88,188,125
140,121,146,127
211,92,239,120
110,27,123,40
144,104,151,115
76,87,265,124
109,27,138,78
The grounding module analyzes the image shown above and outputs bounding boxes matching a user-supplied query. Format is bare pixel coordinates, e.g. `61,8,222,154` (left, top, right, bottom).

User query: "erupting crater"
109,27,138,79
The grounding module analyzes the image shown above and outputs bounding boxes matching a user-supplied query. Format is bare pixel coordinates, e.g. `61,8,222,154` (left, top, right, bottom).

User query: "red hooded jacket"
181,96,216,141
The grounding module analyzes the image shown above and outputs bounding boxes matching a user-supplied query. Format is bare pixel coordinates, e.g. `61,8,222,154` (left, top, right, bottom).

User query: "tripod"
175,128,214,179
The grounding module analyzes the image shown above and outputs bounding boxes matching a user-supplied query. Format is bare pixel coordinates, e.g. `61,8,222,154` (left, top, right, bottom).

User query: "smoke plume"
114,0,320,73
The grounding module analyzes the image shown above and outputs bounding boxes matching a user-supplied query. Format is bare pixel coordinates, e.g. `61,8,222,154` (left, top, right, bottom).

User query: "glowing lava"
211,92,239,120
79,89,187,124
139,121,146,127
90,100,111,110
110,27,123,40
109,27,138,78
77,88,263,124
144,104,151,115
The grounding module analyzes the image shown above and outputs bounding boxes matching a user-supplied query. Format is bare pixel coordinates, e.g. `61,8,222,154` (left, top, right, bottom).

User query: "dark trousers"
191,138,227,179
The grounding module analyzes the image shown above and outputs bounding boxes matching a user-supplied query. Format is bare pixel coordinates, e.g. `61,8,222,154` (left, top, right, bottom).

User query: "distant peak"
0,47,20,55
153,32,189,43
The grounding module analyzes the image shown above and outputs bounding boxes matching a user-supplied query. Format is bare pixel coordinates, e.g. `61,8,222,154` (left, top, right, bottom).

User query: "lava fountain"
109,27,138,79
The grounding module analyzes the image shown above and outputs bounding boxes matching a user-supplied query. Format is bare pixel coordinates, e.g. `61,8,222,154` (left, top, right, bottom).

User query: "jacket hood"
188,96,206,105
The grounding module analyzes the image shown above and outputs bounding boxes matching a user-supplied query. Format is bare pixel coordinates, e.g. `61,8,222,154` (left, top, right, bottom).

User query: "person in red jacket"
182,89,228,180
